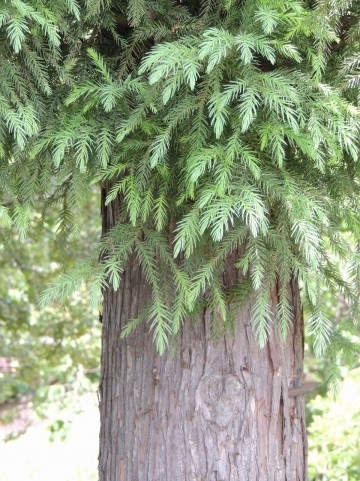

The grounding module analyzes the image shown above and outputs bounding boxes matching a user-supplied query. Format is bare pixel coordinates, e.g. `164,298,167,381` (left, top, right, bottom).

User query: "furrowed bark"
99,196,308,481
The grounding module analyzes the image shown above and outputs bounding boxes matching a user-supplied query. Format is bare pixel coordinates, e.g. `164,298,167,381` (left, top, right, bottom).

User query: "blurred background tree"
0,192,101,436
308,368,360,481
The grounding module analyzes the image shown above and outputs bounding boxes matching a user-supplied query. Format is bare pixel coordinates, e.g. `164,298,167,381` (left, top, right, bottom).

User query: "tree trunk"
99,197,308,481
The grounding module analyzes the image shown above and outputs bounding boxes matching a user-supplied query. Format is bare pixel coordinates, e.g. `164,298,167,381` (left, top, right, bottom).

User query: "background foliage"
0,194,100,429
308,368,360,481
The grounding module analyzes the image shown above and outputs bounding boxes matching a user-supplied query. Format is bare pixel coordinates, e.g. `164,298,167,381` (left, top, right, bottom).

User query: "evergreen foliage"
1,0,360,386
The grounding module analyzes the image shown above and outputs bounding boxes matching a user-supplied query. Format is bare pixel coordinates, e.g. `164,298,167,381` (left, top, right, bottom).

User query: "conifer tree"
1,0,360,479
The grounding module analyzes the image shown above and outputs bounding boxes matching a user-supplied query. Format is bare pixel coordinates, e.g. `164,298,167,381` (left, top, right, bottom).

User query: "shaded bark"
99,196,308,481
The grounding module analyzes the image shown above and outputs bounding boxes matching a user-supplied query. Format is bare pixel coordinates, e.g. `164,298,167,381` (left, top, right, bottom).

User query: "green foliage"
0,0,360,385
308,368,360,481
0,197,100,421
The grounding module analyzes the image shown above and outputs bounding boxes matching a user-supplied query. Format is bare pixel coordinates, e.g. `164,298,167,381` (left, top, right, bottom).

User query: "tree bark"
99,197,308,481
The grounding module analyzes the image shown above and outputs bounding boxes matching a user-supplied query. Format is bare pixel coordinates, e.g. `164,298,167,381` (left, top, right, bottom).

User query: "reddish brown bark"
99,196,308,481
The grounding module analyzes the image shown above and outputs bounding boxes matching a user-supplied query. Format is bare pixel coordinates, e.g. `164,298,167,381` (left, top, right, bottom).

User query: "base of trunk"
99,267,307,481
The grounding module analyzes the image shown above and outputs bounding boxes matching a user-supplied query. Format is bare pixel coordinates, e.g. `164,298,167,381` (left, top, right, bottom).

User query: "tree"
1,0,360,480
0,195,100,433
308,368,360,481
